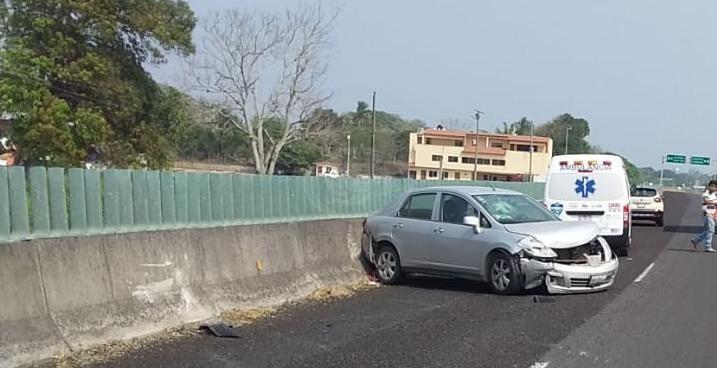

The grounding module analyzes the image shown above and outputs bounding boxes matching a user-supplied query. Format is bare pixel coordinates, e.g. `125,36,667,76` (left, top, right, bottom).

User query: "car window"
631,188,657,197
473,194,559,224
440,194,480,224
398,193,436,220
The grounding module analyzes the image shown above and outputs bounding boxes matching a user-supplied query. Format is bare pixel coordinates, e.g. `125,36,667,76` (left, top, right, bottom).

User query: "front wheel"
375,246,402,285
487,253,523,295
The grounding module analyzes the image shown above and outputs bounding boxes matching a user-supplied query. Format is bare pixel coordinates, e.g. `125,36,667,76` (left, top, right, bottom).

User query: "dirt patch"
50,326,195,367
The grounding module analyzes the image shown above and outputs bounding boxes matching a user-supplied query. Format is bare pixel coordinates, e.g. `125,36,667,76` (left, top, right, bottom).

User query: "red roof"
420,129,550,143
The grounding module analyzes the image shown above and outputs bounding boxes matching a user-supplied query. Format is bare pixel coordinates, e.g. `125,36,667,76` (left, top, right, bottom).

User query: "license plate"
637,204,646,209
578,216,592,222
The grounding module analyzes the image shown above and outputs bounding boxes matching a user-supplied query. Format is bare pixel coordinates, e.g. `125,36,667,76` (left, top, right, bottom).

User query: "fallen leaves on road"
51,326,194,367
219,307,276,327
308,281,380,303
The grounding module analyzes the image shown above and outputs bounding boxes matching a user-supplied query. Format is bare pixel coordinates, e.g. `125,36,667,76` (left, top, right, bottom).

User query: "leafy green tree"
535,113,592,156
0,0,196,168
496,117,533,135
603,152,642,185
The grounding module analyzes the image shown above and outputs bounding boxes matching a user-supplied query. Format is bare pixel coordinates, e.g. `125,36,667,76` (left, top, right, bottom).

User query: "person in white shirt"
691,181,717,252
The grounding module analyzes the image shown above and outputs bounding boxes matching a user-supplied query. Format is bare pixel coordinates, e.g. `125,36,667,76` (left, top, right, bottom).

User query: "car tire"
655,216,664,227
375,245,402,285
617,246,629,257
487,252,523,295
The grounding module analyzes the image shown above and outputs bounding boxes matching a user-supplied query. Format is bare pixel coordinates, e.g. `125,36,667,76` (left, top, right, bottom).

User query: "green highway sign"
690,156,711,166
665,154,686,164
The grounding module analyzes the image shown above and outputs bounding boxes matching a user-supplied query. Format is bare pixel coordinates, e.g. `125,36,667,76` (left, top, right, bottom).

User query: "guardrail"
0,166,545,243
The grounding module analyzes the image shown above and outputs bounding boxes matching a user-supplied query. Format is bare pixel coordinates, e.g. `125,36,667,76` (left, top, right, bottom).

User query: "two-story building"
408,128,553,182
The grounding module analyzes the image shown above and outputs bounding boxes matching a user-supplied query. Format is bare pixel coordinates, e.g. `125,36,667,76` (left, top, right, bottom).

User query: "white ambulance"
544,154,632,256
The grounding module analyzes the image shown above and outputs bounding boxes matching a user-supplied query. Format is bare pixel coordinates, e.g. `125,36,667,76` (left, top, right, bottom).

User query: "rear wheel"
655,215,664,227
487,253,523,295
375,246,401,285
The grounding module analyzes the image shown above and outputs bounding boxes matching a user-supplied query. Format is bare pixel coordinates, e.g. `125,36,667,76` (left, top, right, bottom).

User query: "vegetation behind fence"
0,166,545,243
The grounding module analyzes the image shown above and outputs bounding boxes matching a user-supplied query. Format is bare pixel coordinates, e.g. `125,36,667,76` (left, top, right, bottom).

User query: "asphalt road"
94,192,698,368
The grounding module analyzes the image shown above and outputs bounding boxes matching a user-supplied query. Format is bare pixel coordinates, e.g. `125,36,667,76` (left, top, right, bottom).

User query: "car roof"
408,186,521,196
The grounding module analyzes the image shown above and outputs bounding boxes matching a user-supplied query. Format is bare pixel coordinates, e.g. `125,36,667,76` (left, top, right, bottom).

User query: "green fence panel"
85,170,102,231
174,172,189,224
187,172,202,223
67,169,87,232
146,171,162,227
221,174,235,222
131,171,149,228
199,173,212,223
209,173,225,223
274,176,289,222
117,170,133,229
0,168,10,238
232,175,247,222
161,171,177,226
47,168,68,233
287,176,300,220
0,164,546,243
253,175,266,222
29,167,50,235
8,167,29,237
103,170,121,230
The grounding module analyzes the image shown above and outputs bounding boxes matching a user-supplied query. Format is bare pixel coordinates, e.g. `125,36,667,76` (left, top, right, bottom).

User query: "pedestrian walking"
691,180,717,252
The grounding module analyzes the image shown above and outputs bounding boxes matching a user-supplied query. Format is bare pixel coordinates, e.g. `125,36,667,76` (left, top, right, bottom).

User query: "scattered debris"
51,326,194,367
528,362,550,368
200,323,240,338
308,281,379,303
533,296,556,303
219,307,275,326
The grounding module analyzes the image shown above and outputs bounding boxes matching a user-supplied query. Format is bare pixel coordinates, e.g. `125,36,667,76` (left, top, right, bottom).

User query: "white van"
544,154,632,256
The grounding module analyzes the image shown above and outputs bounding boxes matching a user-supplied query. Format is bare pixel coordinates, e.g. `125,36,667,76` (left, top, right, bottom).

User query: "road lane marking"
633,262,655,283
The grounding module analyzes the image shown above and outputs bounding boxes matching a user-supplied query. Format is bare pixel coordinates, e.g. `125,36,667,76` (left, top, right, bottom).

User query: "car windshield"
473,194,559,224
631,188,657,197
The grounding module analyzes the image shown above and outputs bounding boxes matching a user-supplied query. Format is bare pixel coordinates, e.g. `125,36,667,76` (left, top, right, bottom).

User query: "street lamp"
564,125,573,155
346,135,351,177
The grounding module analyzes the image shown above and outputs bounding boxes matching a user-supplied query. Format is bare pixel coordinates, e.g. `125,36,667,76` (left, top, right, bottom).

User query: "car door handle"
393,223,404,229
433,227,445,234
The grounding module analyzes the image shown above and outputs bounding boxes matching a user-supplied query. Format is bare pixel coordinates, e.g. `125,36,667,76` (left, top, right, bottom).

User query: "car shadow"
397,274,551,296
663,225,703,234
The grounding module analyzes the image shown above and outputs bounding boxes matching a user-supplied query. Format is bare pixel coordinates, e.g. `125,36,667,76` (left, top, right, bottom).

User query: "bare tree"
188,4,336,174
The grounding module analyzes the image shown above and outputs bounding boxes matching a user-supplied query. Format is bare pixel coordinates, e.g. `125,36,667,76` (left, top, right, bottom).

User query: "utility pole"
564,125,572,155
370,91,376,179
346,135,351,177
473,109,483,181
528,121,534,182
659,154,665,188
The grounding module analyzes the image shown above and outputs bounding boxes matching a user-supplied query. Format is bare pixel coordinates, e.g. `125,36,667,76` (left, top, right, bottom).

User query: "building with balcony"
408,128,553,182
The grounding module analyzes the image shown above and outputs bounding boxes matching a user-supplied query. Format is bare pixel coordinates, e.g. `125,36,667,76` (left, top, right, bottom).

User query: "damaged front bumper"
520,239,620,295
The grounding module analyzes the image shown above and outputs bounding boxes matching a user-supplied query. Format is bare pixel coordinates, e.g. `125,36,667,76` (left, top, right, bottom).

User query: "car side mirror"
463,216,482,234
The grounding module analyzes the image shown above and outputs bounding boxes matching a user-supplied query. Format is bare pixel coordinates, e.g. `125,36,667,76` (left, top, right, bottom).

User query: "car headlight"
518,237,558,259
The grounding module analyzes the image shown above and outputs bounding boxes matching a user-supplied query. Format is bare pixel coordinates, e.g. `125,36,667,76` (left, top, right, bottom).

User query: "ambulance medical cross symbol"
575,177,596,198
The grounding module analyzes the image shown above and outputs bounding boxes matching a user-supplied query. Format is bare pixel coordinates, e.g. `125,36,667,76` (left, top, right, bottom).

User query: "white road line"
634,262,655,283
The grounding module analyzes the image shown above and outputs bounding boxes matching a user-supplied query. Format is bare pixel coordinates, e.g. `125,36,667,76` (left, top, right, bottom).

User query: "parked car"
630,187,664,226
544,154,632,256
361,186,619,295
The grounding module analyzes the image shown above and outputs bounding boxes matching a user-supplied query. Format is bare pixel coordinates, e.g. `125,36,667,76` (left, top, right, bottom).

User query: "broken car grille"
553,240,603,264
570,278,591,287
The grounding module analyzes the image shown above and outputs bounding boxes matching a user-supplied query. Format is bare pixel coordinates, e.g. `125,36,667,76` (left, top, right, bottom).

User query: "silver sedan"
361,186,619,294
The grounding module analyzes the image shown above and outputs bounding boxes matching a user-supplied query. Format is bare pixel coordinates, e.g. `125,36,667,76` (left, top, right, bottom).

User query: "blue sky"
153,0,717,169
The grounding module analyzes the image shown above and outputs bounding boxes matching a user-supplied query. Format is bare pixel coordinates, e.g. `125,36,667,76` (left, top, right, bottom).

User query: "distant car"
361,186,619,295
630,187,664,227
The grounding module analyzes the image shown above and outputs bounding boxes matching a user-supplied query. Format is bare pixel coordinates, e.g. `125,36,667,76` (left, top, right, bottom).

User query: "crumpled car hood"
504,221,599,249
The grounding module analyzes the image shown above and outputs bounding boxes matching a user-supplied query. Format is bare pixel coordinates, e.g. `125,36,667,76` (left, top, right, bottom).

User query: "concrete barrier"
0,219,366,367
